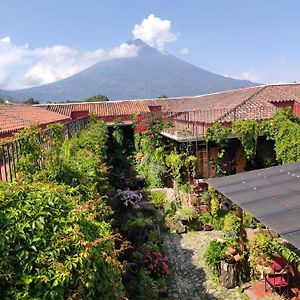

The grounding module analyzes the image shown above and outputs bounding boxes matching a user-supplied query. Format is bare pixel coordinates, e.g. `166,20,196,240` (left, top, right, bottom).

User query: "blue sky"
0,0,300,89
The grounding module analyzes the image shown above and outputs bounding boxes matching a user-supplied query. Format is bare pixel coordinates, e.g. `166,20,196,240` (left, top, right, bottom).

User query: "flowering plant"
114,189,142,208
135,124,148,133
143,251,169,277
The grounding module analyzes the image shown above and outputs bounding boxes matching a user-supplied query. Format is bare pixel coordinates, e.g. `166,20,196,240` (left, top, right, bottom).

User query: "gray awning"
208,162,300,250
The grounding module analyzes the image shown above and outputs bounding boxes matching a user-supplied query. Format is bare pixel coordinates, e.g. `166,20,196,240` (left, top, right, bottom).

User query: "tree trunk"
220,261,238,289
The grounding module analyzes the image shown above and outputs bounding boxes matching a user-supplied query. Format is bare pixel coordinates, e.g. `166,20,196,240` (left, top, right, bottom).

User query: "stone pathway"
162,231,247,300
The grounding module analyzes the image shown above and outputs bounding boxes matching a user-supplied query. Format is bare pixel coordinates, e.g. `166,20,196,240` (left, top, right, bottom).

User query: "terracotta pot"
203,223,214,231
227,246,237,255
233,254,241,262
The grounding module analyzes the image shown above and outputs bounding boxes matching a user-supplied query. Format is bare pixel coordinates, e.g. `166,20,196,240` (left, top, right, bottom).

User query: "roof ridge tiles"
215,86,268,122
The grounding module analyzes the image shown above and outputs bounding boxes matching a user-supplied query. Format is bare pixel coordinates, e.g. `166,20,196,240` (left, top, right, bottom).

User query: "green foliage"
165,151,185,184
200,190,211,205
46,123,65,145
175,207,197,222
204,240,226,274
205,123,230,177
125,213,153,231
16,125,42,181
38,121,109,198
185,155,197,179
0,119,127,299
232,120,261,160
204,237,241,276
0,182,124,300
208,187,219,216
205,123,230,150
112,122,124,147
264,109,300,163
223,213,241,236
23,97,40,104
198,212,212,225
134,113,172,188
149,191,166,207
248,234,273,275
164,200,178,218
272,241,300,272
84,95,109,102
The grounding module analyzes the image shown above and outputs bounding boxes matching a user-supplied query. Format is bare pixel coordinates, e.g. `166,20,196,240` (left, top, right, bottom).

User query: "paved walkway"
162,231,247,300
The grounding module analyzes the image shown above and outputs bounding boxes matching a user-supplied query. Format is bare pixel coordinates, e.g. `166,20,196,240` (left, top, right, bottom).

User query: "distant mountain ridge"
0,39,258,102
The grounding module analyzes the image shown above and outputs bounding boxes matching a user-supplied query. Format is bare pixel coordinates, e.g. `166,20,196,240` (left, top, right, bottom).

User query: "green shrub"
204,240,226,274
175,207,197,222
37,121,110,198
248,233,273,277
150,191,166,207
223,213,241,235
198,212,212,225
0,182,124,300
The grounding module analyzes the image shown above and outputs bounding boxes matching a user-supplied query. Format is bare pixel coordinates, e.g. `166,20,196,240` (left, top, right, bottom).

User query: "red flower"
135,124,148,133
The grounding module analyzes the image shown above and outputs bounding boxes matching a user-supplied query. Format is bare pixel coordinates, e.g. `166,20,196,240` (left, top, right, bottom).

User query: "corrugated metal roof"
208,162,300,250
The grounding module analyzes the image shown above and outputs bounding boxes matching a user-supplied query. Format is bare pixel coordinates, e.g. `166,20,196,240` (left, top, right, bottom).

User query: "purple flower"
114,189,142,208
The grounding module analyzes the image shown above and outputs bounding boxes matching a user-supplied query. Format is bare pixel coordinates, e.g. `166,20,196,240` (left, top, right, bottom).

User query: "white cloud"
275,56,287,65
132,14,177,51
232,71,258,82
0,38,139,90
179,48,189,55
0,36,11,43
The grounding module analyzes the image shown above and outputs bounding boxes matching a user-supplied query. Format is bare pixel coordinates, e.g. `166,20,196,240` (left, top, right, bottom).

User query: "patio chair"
264,255,290,298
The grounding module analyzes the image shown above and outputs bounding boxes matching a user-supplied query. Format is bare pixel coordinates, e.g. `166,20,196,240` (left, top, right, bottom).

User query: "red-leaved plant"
143,251,169,277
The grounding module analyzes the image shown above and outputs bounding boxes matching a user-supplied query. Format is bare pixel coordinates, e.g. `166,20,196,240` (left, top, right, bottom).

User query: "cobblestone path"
162,231,247,300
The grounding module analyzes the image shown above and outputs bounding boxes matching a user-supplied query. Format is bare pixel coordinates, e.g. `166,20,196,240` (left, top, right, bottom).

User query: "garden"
0,107,300,299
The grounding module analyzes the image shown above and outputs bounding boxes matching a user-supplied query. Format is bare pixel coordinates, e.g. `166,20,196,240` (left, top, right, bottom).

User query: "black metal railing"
161,106,277,139
0,117,89,182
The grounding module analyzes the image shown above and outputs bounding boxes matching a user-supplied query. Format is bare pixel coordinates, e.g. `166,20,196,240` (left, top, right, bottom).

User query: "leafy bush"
204,240,226,274
150,191,166,207
248,233,273,276
37,121,110,198
0,182,124,299
164,200,178,218
175,207,197,222
16,125,42,181
223,213,241,236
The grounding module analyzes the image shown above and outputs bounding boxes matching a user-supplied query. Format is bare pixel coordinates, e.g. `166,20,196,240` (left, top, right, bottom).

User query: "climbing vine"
16,125,43,181
205,122,230,177
263,109,300,163
205,122,230,150
232,120,261,161
165,151,185,185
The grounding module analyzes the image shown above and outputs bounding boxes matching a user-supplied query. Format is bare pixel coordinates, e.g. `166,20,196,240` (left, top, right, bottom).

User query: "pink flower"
135,124,148,133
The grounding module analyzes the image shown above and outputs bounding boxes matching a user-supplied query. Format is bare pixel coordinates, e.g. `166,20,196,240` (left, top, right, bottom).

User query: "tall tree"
24,98,40,105
84,95,109,102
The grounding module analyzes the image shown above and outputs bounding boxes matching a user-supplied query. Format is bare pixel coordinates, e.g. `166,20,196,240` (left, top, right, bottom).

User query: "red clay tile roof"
0,104,70,136
37,83,300,124
37,101,153,118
